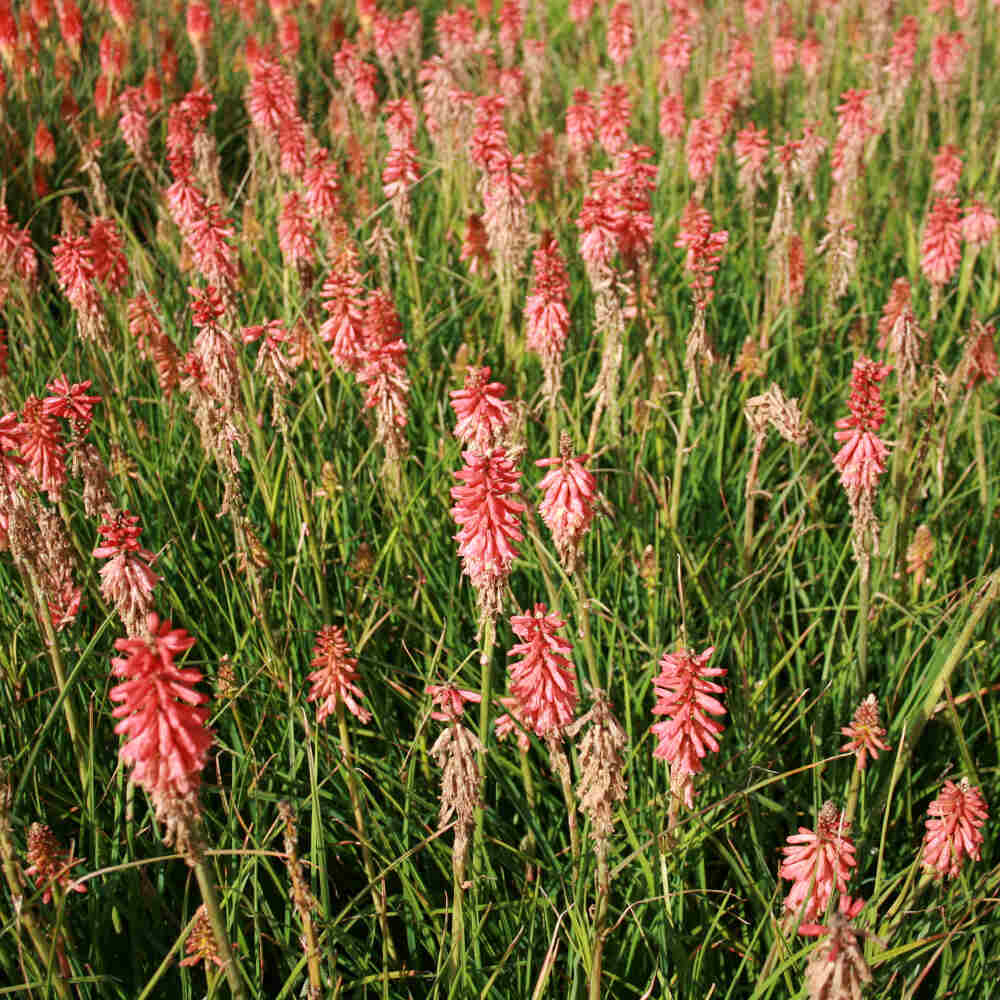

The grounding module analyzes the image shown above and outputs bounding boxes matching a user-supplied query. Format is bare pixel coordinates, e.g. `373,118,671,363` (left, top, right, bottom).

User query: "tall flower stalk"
669,200,727,533
833,358,891,689
109,614,246,1000
306,626,396,965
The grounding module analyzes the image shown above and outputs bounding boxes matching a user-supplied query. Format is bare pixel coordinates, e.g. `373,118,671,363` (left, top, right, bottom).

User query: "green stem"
192,853,248,1000
973,392,988,509
475,614,496,810
335,703,397,966
669,374,697,534
574,568,600,692
25,566,87,791
857,556,870,692
404,228,426,345
588,841,610,1000
843,764,863,832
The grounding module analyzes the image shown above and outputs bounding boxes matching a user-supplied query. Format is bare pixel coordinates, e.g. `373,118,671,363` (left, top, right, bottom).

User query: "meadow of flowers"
0,0,997,996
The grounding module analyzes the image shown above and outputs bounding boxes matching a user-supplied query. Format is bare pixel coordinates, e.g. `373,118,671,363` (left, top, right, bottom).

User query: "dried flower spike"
24,823,86,904
566,690,628,846
800,896,873,1000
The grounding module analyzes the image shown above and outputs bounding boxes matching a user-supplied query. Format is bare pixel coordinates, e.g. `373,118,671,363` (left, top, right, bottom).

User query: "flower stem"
588,840,610,1000
743,433,765,570
669,373,697,534
25,566,87,791
574,568,600,692
475,616,497,856
843,765,863,831
335,702,397,966
448,846,467,986
857,555,870,691
191,852,247,1000
973,391,988,508
404,228,426,344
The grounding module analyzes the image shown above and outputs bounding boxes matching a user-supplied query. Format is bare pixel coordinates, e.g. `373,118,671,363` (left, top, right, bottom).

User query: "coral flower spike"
109,613,212,842
921,777,988,879
779,801,857,921
506,604,579,738
307,625,372,725
650,645,726,806
450,448,525,624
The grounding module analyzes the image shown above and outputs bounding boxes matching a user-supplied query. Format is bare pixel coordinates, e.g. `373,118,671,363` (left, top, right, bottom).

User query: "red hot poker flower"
921,777,988,879
450,448,525,623
307,625,371,724
43,375,101,433
110,614,212,823
779,801,857,921
427,683,481,722
840,694,891,771
94,511,159,634
506,604,578,738
650,645,726,806
449,367,512,455
24,823,86,904
19,395,66,500
833,358,892,493
535,435,596,573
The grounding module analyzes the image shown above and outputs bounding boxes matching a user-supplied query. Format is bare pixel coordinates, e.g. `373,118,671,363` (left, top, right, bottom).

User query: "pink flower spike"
650,645,726,806
921,196,963,287
840,694,891,770
94,511,159,634
449,448,525,623
307,626,371,725
506,604,578,738
535,434,596,573
109,614,212,820
778,801,857,921
921,777,988,879
449,367,512,455
833,358,892,492
428,683,481,722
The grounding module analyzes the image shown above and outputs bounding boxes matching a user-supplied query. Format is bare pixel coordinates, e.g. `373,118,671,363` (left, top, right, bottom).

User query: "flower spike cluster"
650,645,726,807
